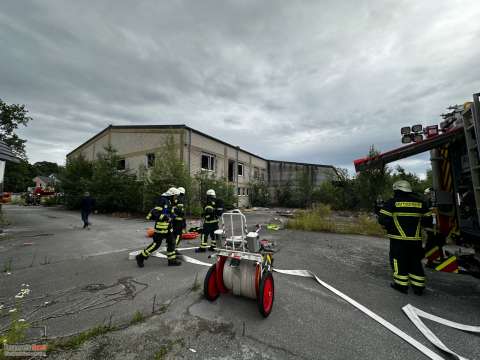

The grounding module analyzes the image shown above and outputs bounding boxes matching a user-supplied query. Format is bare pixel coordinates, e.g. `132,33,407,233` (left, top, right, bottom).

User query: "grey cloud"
1,0,480,176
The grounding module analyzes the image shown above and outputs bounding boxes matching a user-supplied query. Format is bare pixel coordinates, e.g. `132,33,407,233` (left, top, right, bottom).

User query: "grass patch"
47,325,115,353
287,205,386,237
153,339,184,360
129,311,145,325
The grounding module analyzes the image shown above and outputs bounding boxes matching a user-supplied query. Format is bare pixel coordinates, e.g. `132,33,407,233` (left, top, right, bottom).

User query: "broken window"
146,153,155,168
201,154,215,171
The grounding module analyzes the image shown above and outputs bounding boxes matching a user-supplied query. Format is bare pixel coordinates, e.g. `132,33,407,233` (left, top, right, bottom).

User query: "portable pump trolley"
203,210,275,317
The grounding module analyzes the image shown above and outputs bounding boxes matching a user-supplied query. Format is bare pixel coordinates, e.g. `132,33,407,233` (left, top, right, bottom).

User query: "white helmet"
424,188,431,195
393,180,412,193
206,189,216,197
177,187,186,195
167,187,180,196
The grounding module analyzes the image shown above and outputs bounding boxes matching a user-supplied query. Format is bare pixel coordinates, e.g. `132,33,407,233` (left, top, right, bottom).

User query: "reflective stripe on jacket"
378,194,431,240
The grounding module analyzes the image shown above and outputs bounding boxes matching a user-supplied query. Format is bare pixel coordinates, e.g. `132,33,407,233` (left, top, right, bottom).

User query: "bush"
287,205,385,237
194,172,235,210
90,146,143,213
249,180,270,207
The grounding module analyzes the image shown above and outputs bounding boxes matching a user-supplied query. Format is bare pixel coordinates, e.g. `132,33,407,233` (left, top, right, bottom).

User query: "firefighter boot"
208,246,216,252
413,287,424,296
195,247,206,253
390,282,408,294
168,259,182,266
135,254,145,268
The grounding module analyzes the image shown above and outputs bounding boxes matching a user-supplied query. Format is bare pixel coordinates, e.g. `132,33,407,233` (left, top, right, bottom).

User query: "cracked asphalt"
1,204,480,359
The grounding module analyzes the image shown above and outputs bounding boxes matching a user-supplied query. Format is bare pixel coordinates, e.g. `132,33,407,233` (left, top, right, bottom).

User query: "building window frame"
237,163,244,177
201,153,215,171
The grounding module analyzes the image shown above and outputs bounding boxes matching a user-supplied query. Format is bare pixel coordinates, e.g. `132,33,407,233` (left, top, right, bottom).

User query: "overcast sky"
2,1,480,177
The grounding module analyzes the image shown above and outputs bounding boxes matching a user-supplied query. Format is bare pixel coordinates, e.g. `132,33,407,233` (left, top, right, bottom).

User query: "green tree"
33,161,60,176
0,99,32,159
248,180,271,207
355,145,391,210
194,172,235,211
4,160,35,192
142,135,191,211
274,180,299,207
90,146,142,213
296,169,315,208
59,154,94,209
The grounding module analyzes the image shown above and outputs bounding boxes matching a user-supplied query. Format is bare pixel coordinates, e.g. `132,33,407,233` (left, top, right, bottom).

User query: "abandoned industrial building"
66,125,336,207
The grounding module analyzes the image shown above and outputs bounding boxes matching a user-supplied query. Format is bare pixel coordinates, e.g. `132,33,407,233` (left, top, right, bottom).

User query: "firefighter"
136,187,181,267
378,180,431,295
173,187,187,253
195,189,223,252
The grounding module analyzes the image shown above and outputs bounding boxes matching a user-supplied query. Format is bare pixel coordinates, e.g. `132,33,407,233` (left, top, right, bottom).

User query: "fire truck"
354,93,480,275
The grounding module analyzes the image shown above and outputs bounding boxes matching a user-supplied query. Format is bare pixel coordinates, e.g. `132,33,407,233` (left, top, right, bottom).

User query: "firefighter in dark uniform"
196,189,223,252
378,180,432,295
136,187,181,267
173,187,187,253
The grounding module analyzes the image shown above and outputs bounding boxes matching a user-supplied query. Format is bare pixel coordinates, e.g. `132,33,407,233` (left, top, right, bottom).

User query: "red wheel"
204,264,219,301
216,256,228,293
257,271,274,317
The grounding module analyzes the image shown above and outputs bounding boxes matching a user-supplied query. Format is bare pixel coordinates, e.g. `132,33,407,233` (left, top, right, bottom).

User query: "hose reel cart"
203,210,275,317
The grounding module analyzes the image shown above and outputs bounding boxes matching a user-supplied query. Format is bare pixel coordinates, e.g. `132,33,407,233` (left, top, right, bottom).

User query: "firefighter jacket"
172,196,186,227
146,196,173,234
378,192,432,241
203,199,220,224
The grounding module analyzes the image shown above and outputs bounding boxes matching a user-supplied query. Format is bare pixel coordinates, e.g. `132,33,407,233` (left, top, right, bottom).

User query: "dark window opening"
117,159,126,170
147,153,155,168
228,160,235,182
201,154,215,171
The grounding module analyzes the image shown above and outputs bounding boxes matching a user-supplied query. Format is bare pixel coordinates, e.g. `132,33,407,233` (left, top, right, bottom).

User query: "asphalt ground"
1,205,479,359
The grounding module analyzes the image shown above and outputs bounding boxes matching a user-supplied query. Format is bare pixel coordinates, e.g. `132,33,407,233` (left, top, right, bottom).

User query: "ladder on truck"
462,92,480,225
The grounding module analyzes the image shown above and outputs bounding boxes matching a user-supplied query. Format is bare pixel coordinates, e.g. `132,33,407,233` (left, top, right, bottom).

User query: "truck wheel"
257,271,274,317
204,264,219,301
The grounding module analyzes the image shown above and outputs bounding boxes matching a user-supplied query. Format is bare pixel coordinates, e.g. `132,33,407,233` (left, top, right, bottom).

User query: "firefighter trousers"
141,232,176,260
390,239,426,291
173,221,184,247
200,222,218,248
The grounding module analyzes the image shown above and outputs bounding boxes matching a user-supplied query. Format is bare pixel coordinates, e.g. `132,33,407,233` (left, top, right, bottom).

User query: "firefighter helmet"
177,187,186,194
206,189,216,197
167,187,180,196
393,180,412,193
424,188,431,195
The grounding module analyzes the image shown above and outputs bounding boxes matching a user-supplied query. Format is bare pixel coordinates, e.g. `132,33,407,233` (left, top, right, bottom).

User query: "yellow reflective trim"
424,211,432,217
393,215,407,238
392,212,422,217
394,274,409,280
425,246,439,258
395,202,422,208
415,219,421,238
393,278,409,286
393,259,399,277
142,250,148,257
379,209,392,216
408,274,425,281
410,280,425,287
388,234,422,240
435,256,457,271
